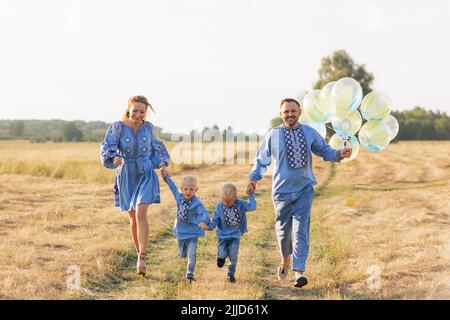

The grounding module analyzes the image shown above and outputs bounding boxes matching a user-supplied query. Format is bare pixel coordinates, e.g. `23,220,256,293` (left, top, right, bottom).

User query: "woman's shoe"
137,252,147,276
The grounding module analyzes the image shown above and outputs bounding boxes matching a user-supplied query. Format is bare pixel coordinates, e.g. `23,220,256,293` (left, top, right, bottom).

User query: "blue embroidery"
222,203,241,227
177,198,193,221
282,125,307,169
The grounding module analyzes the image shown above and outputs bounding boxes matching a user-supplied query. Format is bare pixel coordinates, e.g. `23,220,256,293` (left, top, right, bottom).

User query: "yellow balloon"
381,114,399,140
321,81,335,99
329,133,360,162
331,77,363,113
299,112,327,139
302,89,336,123
359,121,391,151
360,91,392,121
331,110,362,135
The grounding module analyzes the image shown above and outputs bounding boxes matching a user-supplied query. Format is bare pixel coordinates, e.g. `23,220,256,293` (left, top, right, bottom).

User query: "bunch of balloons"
299,77,399,162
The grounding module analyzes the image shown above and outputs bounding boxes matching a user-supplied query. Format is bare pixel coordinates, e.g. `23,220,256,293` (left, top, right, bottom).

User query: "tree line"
1,50,448,142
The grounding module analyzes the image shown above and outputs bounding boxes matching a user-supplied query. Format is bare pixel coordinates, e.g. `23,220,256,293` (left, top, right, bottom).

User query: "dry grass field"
0,140,448,299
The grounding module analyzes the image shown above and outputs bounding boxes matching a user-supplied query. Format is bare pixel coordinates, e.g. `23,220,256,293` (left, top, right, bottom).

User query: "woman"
100,95,171,276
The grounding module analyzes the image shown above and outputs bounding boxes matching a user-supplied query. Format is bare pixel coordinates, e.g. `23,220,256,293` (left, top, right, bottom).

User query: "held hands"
339,147,352,159
246,181,256,194
160,164,171,178
113,156,123,167
199,222,209,231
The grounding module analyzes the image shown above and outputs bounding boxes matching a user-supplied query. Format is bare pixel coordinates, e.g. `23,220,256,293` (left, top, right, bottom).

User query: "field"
0,140,448,299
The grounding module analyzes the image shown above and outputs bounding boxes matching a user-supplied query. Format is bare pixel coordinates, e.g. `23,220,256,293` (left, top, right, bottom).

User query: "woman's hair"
122,95,155,121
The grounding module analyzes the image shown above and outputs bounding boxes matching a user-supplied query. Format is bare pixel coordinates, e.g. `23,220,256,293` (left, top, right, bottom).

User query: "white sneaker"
277,265,289,281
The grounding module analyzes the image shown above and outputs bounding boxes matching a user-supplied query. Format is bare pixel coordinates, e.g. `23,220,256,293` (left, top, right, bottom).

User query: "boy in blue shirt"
163,175,210,282
207,183,256,283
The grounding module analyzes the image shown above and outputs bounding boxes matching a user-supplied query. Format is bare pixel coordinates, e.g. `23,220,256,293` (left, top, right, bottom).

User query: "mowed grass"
0,140,449,299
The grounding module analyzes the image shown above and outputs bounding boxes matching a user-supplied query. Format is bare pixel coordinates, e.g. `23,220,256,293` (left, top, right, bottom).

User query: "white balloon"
321,81,336,99
302,89,336,123
299,112,327,139
382,114,399,140
331,77,363,113
331,110,363,136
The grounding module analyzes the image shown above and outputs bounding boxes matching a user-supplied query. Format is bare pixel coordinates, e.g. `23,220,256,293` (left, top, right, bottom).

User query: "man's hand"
339,147,352,159
246,181,256,194
199,222,209,231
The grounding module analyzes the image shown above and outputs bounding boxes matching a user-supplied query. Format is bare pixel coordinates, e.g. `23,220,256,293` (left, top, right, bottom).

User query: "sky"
0,0,449,134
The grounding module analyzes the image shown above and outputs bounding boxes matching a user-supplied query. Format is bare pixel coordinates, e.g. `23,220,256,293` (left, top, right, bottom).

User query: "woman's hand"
113,156,123,167
160,164,170,178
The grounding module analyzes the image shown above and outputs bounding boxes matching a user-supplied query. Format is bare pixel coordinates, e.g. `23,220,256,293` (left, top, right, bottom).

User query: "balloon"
321,81,335,99
360,91,392,121
331,110,363,136
299,112,327,139
294,90,308,106
358,121,391,151
331,77,363,114
329,133,360,163
381,114,399,140
302,89,336,123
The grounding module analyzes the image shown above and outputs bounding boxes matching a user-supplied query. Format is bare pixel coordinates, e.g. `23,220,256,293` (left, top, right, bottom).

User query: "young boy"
163,174,210,282
207,183,256,283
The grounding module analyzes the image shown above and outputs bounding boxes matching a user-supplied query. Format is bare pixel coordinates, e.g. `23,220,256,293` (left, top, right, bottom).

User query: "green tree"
61,121,84,141
270,117,282,129
9,120,24,137
314,50,374,96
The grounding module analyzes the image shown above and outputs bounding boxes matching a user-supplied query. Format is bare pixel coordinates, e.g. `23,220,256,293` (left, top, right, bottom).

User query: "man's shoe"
217,257,225,268
294,274,308,288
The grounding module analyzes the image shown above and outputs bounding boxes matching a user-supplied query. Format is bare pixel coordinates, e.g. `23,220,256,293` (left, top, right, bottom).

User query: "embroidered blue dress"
100,121,170,211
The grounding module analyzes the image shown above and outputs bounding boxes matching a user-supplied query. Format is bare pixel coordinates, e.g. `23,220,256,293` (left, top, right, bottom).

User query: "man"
247,98,352,288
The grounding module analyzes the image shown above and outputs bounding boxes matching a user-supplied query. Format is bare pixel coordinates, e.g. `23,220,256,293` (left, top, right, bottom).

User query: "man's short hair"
280,98,301,109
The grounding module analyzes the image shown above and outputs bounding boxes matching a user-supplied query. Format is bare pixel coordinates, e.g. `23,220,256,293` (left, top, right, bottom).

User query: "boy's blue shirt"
208,193,256,239
164,177,210,240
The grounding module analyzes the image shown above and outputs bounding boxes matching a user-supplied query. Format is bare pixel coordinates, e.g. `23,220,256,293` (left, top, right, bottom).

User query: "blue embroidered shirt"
208,193,256,239
163,177,210,240
249,123,342,195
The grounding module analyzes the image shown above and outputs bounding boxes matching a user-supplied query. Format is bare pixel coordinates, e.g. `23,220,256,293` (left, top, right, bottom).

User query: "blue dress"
100,121,170,211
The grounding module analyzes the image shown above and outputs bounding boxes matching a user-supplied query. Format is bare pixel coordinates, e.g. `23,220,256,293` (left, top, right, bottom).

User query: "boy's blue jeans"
272,184,315,272
217,237,240,277
178,237,198,278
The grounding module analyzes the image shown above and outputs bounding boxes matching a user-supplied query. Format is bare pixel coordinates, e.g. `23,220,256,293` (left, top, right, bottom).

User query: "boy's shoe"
294,274,308,288
186,275,196,283
277,264,289,281
227,275,236,283
217,257,225,268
